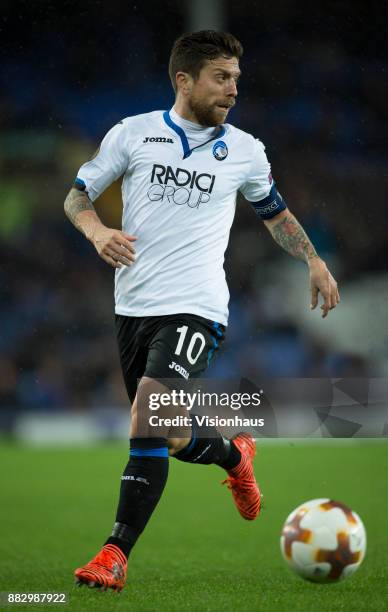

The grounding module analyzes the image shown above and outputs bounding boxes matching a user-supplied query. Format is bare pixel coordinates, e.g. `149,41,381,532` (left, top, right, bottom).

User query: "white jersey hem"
114,305,228,327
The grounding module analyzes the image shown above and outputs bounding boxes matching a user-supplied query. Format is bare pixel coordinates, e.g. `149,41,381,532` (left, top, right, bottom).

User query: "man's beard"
188,97,228,127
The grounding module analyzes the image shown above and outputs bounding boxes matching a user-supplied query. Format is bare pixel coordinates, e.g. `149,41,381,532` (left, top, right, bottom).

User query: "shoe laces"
87,549,121,573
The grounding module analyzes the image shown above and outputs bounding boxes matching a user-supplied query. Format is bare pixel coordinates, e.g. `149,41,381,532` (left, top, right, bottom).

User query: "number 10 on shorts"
175,325,206,365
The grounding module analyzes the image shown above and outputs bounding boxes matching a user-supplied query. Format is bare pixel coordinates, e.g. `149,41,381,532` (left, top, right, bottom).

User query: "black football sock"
173,418,241,470
220,439,243,470
105,437,169,558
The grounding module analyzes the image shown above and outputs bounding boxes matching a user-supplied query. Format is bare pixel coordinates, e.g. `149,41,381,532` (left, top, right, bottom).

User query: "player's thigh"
115,314,148,404
130,376,192,452
130,376,174,438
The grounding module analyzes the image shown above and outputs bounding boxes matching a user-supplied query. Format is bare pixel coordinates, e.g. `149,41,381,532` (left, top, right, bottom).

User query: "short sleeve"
239,138,272,202
75,121,130,201
240,137,287,220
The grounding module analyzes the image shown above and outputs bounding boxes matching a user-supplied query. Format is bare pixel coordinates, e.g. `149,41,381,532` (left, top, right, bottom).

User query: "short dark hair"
168,30,243,93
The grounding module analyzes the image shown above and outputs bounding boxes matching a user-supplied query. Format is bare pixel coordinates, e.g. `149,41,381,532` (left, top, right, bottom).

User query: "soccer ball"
280,498,366,583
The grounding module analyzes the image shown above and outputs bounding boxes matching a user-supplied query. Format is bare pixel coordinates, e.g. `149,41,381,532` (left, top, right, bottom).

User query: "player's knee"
130,377,193,443
167,437,191,455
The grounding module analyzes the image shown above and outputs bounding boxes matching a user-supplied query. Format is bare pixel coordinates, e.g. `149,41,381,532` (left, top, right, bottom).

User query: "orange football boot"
74,544,127,592
222,432,262,520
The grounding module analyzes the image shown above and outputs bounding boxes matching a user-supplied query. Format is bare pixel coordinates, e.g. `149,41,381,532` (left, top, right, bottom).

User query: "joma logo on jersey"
143,137,174,143
148,164,216,209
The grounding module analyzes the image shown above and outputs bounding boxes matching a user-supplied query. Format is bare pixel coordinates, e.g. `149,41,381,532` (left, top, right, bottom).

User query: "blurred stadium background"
1,0,387,442
1,3,388,609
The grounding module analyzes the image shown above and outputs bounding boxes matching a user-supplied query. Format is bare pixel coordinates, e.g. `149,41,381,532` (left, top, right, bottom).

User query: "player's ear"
176,71,193,95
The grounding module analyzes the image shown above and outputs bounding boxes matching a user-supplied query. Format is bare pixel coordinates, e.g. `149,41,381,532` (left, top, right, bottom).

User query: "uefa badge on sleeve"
213,140,228,161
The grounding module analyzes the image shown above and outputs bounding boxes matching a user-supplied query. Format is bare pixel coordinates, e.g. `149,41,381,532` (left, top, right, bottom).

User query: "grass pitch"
0,440,387,611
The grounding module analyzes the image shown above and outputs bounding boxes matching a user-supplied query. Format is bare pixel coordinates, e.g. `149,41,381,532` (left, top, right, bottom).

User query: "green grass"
0,440,387,611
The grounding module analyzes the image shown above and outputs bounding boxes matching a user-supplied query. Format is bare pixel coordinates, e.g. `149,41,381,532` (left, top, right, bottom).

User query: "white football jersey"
76,108,285,325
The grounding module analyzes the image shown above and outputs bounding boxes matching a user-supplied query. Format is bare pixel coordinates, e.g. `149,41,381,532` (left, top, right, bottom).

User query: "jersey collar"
163,110,226,159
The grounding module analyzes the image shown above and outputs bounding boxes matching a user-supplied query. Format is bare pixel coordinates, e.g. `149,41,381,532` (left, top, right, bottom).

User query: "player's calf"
172,418,241,468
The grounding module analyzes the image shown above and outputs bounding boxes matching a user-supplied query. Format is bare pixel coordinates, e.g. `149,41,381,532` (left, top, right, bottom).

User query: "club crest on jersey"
213,140,228,161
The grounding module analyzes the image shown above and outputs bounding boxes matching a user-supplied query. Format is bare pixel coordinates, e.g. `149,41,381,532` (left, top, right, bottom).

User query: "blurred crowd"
0,1,386,412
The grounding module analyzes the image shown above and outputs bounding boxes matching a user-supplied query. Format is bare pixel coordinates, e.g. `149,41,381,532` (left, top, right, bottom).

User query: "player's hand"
309,257,340,318
91,226,137,269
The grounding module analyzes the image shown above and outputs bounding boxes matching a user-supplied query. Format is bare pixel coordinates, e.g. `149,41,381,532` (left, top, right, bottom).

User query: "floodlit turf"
0,440,387,611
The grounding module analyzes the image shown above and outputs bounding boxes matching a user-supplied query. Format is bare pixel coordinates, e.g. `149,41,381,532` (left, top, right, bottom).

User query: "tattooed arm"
264,209,318,262
64,186,137,269
64,186,100,240
264,209,340,317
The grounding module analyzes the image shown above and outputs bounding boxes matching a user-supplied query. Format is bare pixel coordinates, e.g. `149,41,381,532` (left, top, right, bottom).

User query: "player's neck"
172,99,199,124
172,101,214,130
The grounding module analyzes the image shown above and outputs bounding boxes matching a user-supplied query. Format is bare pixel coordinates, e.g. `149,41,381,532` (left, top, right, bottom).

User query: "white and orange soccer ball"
280,498,366,583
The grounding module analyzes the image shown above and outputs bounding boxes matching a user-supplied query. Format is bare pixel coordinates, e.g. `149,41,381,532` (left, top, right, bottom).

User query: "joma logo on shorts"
168,361,189,379
143,137,174,143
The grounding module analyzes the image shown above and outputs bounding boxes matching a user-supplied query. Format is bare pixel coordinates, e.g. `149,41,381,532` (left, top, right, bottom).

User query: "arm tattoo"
269,212,318,262
64,187,96,234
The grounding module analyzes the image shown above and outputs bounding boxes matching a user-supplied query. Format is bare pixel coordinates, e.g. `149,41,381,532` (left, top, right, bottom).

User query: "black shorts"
116,313,225,403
